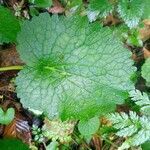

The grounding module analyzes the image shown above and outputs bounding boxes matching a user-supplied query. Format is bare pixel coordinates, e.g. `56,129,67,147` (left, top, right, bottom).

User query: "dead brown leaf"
139,19,150,41
103,14,121,26
143,19,150,26
131,50,144,63
143,47,150,59
100,117,112,126
0,45,22,91
0,91,33,144
0,71,17,92
3,113,32,144
0,45,23,67
0,125,5,136
48,0,65,14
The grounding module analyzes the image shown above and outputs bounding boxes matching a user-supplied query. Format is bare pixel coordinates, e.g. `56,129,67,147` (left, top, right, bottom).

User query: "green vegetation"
0,0,150,149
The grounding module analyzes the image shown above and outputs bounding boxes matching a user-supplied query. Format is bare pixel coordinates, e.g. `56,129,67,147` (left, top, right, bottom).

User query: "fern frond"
107,111,150,149
129,89,150,116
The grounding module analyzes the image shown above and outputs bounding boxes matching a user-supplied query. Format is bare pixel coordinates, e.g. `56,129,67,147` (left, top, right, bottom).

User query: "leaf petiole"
0,66,23,71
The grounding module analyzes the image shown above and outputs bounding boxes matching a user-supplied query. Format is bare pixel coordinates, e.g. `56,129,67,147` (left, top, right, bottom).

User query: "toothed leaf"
108,111,150,149
16,13,135,120
117,0,144,28
87,0,113,22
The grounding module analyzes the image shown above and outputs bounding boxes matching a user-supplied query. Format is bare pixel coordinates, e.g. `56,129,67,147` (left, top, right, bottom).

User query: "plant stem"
73,132,92,150
0,66,23,71
102,136,118,148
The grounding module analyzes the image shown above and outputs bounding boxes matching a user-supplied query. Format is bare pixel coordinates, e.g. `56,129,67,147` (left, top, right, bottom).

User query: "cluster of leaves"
0,0,150,149
43,118,75,143
31,118,75,149
107,90,150,149
0,0,150,44
88,0,150,28
0,0,52,44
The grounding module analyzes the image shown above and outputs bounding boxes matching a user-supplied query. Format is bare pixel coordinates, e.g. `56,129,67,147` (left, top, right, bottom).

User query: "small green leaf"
0,5,20,44
29,7,39,17
78,117,100,137
142,58,150,87
88,0,113,18
34,0,52,8
126,30,143,47
0,107,15,125
68,0,82,8
46,141,59,150
117,0,144,28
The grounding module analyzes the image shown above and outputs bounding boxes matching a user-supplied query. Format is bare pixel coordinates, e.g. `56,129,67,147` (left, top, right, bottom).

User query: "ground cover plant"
0,0,150,150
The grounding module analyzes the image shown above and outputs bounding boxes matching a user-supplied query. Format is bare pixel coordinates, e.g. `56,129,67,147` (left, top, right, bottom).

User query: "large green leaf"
16,13,135,120
0,5,20,44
